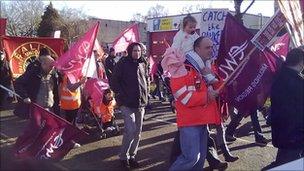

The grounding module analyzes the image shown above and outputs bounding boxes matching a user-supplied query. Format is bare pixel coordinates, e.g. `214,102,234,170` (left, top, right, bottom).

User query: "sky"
49,1,275,21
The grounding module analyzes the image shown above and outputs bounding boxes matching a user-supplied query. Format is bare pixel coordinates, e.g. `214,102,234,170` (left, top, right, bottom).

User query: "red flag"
83,78,109,105
14,103,88,160
54,22,100,83
2,36,64,78
217,13,281,115
0,18,6,36
112,23,140,53
270,33,290,61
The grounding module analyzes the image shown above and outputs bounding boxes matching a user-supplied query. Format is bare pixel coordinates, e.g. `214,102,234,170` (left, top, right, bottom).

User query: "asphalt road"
1,100,277,170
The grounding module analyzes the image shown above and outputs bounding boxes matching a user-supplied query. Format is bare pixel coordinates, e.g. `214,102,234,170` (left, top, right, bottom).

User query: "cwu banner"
216,13,282,115
14,103,88,160
3,36,64,78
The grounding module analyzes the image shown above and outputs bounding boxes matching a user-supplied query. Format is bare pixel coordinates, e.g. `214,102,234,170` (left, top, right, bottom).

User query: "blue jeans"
170,125,208,171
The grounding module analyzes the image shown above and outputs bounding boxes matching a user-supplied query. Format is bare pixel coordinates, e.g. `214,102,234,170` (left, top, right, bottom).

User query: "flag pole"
217,47,257,92
0,84,22,99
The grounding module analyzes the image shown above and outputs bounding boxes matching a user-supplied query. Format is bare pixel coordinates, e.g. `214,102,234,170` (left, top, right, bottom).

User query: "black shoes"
219,145,239,162
255,136,268,146
223,153,239,162
120,160,130,170
209,161,228,171
120,158,140,170
129,158,140,168
225,134,237,142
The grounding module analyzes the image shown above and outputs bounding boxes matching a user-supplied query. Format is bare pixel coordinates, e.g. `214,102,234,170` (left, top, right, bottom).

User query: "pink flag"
270,33,290,61
217,13,282,115
112,23,140,53
83,78,109,105
54,22,100,83
14,103,88,160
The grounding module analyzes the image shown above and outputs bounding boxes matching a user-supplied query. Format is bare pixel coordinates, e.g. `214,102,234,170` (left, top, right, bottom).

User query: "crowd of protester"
0,14,303,171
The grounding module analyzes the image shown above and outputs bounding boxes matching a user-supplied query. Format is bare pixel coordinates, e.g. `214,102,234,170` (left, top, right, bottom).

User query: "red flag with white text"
54,22,100,83
112,23,140,53
270,33,290,61
14,103,88,160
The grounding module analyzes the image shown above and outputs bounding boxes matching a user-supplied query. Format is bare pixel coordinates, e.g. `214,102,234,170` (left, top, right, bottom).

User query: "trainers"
73,143,81,148
129,158,140,168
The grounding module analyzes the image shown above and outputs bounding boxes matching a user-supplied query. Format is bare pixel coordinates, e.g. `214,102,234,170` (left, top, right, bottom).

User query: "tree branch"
241,0,255,14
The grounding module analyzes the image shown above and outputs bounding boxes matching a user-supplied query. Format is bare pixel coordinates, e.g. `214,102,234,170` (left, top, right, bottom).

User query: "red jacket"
170,64,221,127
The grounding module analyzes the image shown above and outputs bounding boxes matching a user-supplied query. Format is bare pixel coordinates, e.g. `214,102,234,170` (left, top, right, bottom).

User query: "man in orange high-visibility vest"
59,75,86,125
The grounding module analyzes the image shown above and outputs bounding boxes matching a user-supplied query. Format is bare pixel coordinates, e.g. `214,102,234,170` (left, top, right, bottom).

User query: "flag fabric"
82,52,98,78
112,23,140,53
83,78,109,105
93,39,106,79
54,22,100,84
270,33,290,61
2,36,64,78
93,39,104,59
216,13,281,115
0,18,6,36
251,9,287,51
278,0,304,47
14,103,88,160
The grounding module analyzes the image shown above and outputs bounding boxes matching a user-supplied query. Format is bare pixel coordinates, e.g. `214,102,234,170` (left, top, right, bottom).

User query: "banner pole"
217,46,257,92
0,84,22,99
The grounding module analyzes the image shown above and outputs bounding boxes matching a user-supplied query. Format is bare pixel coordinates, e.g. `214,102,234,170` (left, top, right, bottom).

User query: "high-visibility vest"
170,64,222,127
60,76,81,110
91,99,116,123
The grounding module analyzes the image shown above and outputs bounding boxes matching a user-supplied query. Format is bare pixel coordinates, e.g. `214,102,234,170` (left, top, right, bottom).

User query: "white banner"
200,8,229,58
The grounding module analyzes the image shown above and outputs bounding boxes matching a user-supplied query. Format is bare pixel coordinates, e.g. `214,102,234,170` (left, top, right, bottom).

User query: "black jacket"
14,60,60,118
112,56,148,108
105,55,116,85
0,58,13,108
270,66,304,149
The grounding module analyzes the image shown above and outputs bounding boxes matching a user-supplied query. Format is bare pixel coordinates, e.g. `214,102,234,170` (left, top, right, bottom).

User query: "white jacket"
171,30,199,55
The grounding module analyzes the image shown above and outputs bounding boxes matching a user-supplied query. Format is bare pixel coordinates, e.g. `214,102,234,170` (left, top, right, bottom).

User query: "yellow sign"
160,18,172,31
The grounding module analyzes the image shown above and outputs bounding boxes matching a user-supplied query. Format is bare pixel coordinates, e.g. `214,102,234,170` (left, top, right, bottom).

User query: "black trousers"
64,109,79,125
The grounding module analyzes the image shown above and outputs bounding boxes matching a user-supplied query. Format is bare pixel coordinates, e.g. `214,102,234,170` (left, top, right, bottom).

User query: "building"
146,9,270,60
89,9,270,57
89,18,148,50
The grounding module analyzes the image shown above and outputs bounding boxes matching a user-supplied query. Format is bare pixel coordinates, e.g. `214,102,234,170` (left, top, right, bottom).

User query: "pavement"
0,99,277,170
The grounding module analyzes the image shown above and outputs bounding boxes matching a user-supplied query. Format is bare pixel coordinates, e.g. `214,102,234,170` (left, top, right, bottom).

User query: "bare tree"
146,4,169,18
234,0,255,25
59,6,89,45
179,4,204,14
131,13,147,22
131,4,169,22
1,1,44,36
